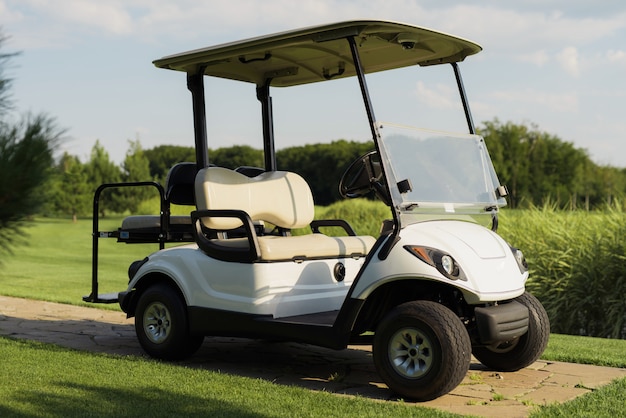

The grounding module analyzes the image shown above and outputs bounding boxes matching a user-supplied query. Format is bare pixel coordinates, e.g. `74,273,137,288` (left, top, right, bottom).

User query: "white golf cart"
85,20,549,401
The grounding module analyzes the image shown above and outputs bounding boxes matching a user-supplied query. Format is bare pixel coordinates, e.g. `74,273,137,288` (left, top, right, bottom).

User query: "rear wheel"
135,283,204,360
472,292,549,371
373,300,471,401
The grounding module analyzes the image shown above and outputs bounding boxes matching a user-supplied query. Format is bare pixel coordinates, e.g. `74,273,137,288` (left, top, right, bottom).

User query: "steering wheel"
339,151,390,204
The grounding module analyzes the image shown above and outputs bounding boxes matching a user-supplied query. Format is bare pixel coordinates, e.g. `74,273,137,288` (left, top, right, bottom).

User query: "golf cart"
85,20,549,401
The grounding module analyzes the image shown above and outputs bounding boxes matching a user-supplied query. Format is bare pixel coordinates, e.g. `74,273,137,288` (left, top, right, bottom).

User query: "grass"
529,377,626,418
0,217,164,307
543,334,626,368
1,216,626,417
498,207,626,339
0,337,457,418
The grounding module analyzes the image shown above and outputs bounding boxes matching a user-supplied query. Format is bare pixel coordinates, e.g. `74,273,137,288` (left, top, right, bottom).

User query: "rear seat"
119,162,197,243
193,167,376,261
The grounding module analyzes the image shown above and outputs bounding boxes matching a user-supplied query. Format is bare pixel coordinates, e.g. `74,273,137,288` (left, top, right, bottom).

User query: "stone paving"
1,295,625,417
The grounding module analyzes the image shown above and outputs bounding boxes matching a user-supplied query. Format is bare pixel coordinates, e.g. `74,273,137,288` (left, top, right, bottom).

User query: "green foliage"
479,119,597,209
144,144,195,182
0,32,62,259
210,144,264,169
116,139,154,213
0,31,19,117
0,114,61,257
498,207,626,339
277,140,374,205
312,199,389,237
44,152,91,221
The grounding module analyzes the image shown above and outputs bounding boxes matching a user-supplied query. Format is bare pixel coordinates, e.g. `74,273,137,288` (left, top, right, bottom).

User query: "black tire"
135,283,204,361
373,300,471,401
472,292,550,372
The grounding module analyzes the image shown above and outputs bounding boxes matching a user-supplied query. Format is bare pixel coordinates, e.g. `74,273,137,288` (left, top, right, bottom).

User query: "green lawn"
1,218,625,417
0,217,161,306
0,337,457,418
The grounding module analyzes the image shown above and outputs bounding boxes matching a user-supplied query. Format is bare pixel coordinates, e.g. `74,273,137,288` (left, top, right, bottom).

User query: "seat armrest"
310,219,357,236
191,209,261,262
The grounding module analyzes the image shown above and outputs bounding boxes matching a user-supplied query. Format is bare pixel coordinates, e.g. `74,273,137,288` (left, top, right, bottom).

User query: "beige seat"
193,167,376,261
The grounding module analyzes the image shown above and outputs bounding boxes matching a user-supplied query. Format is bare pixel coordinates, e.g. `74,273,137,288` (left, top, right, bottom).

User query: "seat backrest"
195,167,314,230
165,162,197,206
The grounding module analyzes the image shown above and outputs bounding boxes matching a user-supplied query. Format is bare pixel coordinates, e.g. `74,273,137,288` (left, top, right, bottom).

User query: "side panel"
130,244,368,318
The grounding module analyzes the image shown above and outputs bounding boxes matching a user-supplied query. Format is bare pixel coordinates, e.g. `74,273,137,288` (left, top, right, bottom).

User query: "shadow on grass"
1,381,267,418
0,314,390,400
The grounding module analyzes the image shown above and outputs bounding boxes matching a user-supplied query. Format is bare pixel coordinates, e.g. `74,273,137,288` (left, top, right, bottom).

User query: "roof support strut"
187,69,209,170
347,35,400,260
257,80,277,171
451,62,476,135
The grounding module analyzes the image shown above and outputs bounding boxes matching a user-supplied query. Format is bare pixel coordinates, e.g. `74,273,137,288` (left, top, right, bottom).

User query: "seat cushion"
210,234,376,261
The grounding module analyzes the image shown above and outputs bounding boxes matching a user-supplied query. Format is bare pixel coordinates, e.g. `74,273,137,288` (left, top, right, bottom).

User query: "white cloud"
607,49,626,63
556,47,580,77
415,81,458,110
490,89,579,113
517,50,550,67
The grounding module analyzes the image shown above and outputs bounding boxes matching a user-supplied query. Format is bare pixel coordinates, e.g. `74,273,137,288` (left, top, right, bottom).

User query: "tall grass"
498,206,626,339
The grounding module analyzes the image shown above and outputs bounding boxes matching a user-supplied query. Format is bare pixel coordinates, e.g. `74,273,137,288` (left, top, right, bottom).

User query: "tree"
277,140,374,205
85,140,121,217
116,139,154,212
45,153,91,222
0,29,61,259
144,145,195,182
0,114,61,255
0,31,18,117
478,119,598,209
211,145,264,169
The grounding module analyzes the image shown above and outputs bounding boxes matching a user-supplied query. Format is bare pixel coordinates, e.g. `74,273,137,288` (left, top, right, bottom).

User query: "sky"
1,0,626,167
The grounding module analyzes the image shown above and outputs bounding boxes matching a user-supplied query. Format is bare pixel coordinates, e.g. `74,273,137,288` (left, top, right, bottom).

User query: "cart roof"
153,20,481,87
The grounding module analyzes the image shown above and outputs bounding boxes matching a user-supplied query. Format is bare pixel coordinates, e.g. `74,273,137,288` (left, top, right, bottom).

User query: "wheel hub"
389,328,433,379
143,302,171,344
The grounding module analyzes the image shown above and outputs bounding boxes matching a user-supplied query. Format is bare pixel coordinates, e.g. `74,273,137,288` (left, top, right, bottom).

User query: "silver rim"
143,301,172,344
388,327,434,378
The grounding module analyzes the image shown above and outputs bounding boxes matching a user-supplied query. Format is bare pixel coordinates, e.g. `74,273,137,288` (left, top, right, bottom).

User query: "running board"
82,292,119,304
262,310,340,327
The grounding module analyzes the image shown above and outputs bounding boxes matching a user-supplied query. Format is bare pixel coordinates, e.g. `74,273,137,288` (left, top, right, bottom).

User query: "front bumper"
118,290,136,317
474,301,529,345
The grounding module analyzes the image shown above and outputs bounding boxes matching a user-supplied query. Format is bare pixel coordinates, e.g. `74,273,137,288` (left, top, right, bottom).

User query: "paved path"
1,295,625,417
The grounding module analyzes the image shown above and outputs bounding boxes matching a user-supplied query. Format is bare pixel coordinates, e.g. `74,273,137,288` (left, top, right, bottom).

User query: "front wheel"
373,300,471,401
135,283,204,361
472,292,550,371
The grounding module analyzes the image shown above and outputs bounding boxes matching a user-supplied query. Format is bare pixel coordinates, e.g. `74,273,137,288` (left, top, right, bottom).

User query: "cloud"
414,81,459,110
490,89,579,113
4,0,626,55
607,49,626,63
556,47,580,77
517,50,550,67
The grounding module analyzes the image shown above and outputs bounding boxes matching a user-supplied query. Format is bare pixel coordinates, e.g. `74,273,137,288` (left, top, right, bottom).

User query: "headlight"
510,246,528,273
404,245,465,281
441,255,455,275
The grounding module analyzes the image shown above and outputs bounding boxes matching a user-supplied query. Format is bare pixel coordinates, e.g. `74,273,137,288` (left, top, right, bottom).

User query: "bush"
498,206,626,339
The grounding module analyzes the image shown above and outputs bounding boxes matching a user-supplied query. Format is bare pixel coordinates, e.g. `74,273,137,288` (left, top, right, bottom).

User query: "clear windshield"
378,123,506,227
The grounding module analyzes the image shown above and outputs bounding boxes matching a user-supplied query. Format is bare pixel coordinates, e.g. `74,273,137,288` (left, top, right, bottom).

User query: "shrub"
498,206,626,339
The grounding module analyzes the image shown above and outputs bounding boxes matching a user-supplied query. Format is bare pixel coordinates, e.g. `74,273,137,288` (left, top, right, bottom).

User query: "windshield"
377,123,506,227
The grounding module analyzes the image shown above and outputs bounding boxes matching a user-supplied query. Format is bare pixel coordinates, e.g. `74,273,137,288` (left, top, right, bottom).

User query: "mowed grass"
0,337,459,418
0,217,166,307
